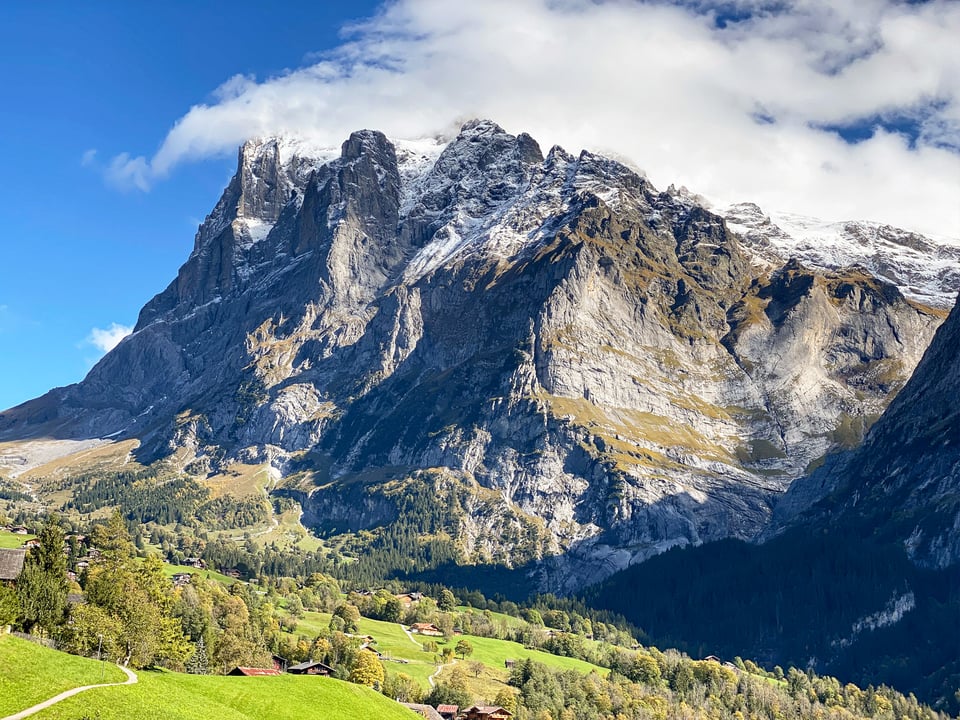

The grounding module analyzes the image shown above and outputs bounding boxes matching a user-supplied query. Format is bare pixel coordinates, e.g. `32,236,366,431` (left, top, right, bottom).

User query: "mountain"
0,120,951,592
586,291,960,709
723,202,960,309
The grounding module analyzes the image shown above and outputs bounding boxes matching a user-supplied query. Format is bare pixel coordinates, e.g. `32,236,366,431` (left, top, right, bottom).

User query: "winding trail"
428,659,456,688
398,624,455,688
2,664,137,720
400,624,421,647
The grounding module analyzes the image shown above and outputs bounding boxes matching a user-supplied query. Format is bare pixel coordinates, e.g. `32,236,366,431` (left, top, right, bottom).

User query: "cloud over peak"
86,323,133,355
105,0,960,238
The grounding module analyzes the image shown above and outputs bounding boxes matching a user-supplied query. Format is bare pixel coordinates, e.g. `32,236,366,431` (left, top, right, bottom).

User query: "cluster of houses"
228,657,335,677
402,704,512,720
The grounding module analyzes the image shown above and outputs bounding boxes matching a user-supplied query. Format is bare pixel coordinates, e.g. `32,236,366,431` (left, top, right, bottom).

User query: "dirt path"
400,624,421,648
2,664,137,720
428,658,456,688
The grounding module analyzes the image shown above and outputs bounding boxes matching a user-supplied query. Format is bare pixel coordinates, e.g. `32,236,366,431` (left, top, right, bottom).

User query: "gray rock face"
770,294,960,569
0,121,948,591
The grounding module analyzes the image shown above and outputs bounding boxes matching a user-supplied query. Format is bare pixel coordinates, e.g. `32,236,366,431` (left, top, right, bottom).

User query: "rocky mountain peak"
0,121,953,592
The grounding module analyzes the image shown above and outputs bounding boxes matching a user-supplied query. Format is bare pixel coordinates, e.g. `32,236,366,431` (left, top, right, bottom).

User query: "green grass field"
458,635,605,676
30,670,419,720
0,529,33,549
0,634,126,716
159,562,238,586
0,635,417,720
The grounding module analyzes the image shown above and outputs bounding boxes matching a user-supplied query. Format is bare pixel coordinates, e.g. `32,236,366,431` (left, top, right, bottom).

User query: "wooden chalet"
437,704,459,720
227,666,281,677
172,573,192,587
463,706,513,720
410,622,443,636
504,659,516,669
287,660,334,676
0,549,26,586
402,704,444,720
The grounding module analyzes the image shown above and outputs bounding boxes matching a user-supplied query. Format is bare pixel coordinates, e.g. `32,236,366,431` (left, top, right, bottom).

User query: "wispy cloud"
86,323,133,354
105,0,960,237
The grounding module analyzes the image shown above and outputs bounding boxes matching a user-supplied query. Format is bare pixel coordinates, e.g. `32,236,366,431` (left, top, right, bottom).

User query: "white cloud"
86,323,133,354
80,149,97,167
107,0,960,237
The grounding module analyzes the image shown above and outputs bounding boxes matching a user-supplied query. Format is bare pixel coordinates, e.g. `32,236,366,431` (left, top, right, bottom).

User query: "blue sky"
1,0,958,412
0,1,379,410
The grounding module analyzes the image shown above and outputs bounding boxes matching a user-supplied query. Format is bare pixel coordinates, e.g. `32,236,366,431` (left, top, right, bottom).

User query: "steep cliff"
771,293,960,569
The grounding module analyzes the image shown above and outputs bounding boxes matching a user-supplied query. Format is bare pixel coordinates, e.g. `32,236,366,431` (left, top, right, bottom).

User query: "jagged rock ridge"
0,121,949,591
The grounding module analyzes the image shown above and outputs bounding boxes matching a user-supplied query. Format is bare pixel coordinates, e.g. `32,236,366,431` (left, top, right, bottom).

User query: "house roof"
437,705,459,714
466,706,512,716
229,666,281,676
0,549,26,581
287,660,334,672
401,704,444,720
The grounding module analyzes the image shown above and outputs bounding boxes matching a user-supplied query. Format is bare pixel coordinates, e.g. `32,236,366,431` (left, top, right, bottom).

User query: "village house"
22,538,40,550
183,557,206,569
0,548,26,587
504,659,515,669
7,526,28,535
409,622,443,637
172,573,192,587
287,660,334,676
463,705,513,720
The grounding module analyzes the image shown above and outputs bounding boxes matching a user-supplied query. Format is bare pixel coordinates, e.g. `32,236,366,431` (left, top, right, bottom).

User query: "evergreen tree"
186,636,209,675
17,514,68,637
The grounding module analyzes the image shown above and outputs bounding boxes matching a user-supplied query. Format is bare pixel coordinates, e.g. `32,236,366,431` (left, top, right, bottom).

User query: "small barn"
0,549,26,586
402,704,444,720
287,660,334,676
437,704,459,720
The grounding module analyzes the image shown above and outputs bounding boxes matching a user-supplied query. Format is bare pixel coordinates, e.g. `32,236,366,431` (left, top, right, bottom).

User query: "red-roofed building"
227,666,281,677
410,622,443,636
437,704,459,720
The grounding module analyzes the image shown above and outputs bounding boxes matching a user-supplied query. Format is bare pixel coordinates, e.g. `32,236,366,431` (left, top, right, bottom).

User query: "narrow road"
2,664,137,720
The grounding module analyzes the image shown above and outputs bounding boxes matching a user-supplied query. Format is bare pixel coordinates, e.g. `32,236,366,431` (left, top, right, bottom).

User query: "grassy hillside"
0,635,126,716
0,635,417,720
0,529,33,548
31,671,418,720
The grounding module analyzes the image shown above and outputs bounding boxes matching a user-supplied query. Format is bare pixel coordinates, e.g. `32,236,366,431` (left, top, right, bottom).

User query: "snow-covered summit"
724,202,960,308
